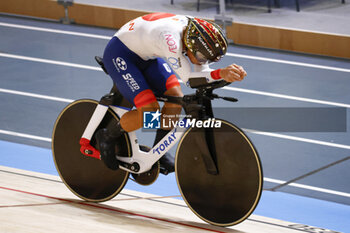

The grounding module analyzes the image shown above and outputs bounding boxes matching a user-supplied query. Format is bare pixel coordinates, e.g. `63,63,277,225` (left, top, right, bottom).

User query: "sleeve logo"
164,34,177,54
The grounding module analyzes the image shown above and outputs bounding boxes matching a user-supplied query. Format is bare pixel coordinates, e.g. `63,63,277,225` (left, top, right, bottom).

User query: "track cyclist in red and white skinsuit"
81,12,247,174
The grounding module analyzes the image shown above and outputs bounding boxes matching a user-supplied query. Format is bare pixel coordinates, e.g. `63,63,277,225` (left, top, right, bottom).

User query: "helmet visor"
194,51,210,65
194,51,223,64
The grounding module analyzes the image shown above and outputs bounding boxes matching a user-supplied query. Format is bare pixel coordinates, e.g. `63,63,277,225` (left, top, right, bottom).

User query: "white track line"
0,22,111,40
0,128,349,198
243,129,350,150
0,88,73,103
1,21,350,73
226,52,350,73
180,78,350,108
0,129,51,142
223,86,350,108
264,177,350,198
0,52,101,71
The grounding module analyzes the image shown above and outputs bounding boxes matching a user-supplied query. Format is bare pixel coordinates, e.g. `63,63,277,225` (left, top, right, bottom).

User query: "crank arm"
118,160,140,173
116,155,153,174
116,156,140,172
116,156,134,164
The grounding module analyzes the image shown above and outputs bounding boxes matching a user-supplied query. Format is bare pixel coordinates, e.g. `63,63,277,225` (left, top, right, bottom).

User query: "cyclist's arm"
190,64,221,83
191,63,247,83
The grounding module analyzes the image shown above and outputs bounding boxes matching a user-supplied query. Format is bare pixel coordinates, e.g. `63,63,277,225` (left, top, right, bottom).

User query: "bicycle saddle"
95,56,109,75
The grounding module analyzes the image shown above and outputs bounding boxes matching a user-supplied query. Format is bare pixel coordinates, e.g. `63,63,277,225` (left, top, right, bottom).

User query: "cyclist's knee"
119,101,160,132
139,101,160,113
164,85,183,97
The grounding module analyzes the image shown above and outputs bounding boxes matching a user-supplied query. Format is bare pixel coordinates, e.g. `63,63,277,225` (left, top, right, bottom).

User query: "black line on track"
268,156,350,191
0,168,62,183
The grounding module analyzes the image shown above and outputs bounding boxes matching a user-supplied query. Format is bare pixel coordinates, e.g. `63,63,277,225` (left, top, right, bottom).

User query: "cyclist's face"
186,49,201,65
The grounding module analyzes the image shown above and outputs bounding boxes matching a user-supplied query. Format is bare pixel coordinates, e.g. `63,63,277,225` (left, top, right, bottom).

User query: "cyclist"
80,12,247,174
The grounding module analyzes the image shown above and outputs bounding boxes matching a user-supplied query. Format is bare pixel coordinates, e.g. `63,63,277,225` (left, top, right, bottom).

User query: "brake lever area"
188,78,230,90
209,80,231,90
210,93,238,102
220,96,238,102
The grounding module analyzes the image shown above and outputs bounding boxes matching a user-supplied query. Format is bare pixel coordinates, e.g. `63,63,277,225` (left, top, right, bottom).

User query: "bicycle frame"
83,104,189,174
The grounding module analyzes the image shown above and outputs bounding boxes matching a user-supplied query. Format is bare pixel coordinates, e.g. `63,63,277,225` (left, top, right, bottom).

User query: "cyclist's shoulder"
138,13,187,22
133,13,188,31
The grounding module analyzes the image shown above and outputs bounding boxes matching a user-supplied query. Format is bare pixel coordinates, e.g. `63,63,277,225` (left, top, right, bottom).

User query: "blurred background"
0,0,349,232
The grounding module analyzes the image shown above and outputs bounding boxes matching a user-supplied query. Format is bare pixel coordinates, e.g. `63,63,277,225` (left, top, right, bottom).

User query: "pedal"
84,149,93,155
160,167,169,175
79,138,101,160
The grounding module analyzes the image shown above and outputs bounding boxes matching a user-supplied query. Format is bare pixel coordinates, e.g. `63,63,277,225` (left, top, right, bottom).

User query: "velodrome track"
0,15,349,232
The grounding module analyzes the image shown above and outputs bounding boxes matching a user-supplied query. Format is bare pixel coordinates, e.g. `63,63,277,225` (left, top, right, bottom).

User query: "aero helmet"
184,17,228,64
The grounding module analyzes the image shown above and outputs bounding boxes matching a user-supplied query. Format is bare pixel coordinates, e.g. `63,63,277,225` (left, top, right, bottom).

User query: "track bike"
52,56,263,227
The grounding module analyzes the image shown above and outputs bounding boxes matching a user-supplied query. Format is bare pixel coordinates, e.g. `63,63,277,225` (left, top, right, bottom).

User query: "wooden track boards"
0,166,308,233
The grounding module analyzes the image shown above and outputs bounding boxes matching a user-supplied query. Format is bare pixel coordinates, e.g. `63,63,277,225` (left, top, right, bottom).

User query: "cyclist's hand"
219,64,247,82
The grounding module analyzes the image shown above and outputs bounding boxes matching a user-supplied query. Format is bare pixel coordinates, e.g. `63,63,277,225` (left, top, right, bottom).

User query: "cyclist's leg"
120,101,160,132
162,85,183,129
142,58,183,129
100,37,160,169
143,58,183,174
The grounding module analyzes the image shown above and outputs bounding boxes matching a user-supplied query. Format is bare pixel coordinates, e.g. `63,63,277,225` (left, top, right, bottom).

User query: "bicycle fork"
185,89,220,175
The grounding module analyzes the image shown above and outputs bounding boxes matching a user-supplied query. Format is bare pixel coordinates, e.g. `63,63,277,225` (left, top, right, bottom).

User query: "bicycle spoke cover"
52,100,131,202
176,119,263,226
